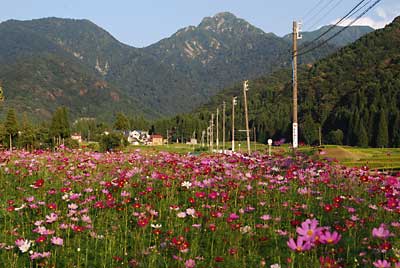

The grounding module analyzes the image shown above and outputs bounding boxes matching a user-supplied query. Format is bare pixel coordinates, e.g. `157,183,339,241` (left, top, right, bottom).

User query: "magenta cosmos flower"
287,237,312,252
320,230,341,245
296,219,321,242
372,224,391,239
51,236,64,246
373,259,391,268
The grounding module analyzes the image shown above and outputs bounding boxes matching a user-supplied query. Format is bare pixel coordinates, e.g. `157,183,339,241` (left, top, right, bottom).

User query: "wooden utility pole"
210,114,214,152
292,21,301,150
216,108,219,151
243,80,251,155
232,97,237,152
223,101,226,152
253,127,257,152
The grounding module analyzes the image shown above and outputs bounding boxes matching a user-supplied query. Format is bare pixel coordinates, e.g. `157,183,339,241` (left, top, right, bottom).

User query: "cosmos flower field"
0,148,399,268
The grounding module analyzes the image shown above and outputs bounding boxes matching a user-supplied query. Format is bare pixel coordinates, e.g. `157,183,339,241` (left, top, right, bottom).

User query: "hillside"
156,16,400,147
0,13,373,121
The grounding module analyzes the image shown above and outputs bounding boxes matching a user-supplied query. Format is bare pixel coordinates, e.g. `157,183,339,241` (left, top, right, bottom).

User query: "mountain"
182,16,400,147
0,13,374,121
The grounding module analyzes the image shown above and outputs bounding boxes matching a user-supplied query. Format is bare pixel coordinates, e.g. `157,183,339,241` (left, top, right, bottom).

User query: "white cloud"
330,4,399,30
331,17,390,29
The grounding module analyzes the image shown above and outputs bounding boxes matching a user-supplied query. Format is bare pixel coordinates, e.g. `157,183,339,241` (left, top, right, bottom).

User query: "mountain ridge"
0,13,374,121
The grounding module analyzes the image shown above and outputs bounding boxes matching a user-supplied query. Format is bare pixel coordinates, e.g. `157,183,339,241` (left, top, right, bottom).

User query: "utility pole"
292,21,302,150
223,101,226,153
253,127,257,152
167,129,169,147
210,114,214,152
232,97,237,152
243,80,251,155
216,108,219,151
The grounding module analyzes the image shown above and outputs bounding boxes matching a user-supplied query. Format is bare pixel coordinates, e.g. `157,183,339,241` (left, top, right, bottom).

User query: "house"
150,134,163,146
71,133,82,143
127,130,149,145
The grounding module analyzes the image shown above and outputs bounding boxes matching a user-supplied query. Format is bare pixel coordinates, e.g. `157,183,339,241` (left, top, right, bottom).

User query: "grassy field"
87,141,400,171
316,145,400,172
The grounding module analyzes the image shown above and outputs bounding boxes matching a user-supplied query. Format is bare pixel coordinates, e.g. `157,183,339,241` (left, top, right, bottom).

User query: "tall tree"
113,112,130,131
302,114,318,145
356,120,368,148
376,109,389,148
4,108,18,150
50,107,70,145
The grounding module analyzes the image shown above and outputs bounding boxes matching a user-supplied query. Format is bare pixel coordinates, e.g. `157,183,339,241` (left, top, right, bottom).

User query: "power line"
302,0,328,22
298,0,370,53
306,0,346,31
296,0,382,57
302,0,334,27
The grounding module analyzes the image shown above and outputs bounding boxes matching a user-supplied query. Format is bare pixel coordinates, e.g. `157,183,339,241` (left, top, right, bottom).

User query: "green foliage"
99,132,124,152
50,107,70,139
356,120,369,148
301,114,319,145
376,109,389,148
64,138,79,149
4,108,18,136
113,112,130,131
326,129,344,145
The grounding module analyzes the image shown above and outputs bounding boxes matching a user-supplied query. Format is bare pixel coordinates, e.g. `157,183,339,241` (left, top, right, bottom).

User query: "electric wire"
301,0,328,23
296,0,382,57
306,0,346,31
298,0,370,53
302,0,335,28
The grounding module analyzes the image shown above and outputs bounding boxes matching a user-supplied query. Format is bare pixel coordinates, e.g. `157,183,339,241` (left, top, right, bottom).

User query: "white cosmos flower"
181,181,192,189
18,240,31,253
151,223,162,229
177,212,187,218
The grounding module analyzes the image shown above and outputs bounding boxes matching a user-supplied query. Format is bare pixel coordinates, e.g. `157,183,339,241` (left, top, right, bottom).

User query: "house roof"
150,134,163,139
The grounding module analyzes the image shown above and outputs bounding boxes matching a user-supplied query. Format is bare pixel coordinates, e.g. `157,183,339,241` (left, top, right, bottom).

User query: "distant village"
70,130,198,146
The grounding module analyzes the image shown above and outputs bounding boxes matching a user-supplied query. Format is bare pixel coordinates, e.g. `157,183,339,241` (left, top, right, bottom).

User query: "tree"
391,111,400,147
50,107,70,146
376,109,389,148
18,113,36,150
4,108,18,150
326,129,344,145
356,120,368,148
301,114,318,145
113,112,130,131
100,132,124,152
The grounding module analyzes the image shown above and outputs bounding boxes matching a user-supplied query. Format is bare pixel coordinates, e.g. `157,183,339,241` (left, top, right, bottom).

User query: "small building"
71,133,82,143
127,130,149,145
186,138,198,145
150,134,163,146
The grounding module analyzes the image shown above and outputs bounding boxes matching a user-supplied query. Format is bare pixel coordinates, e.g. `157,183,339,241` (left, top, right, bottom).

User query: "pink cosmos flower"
51,236,64,246
185,259,196,268
260,214,271,221
373,259,391,268
30,251,51,260
320,230,341,245
372,224,391,239
45,213,58,223
296,219,321,242
287,237,312,252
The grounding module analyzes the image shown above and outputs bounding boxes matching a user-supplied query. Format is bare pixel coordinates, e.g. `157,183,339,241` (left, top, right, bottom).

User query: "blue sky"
1,0,399,47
